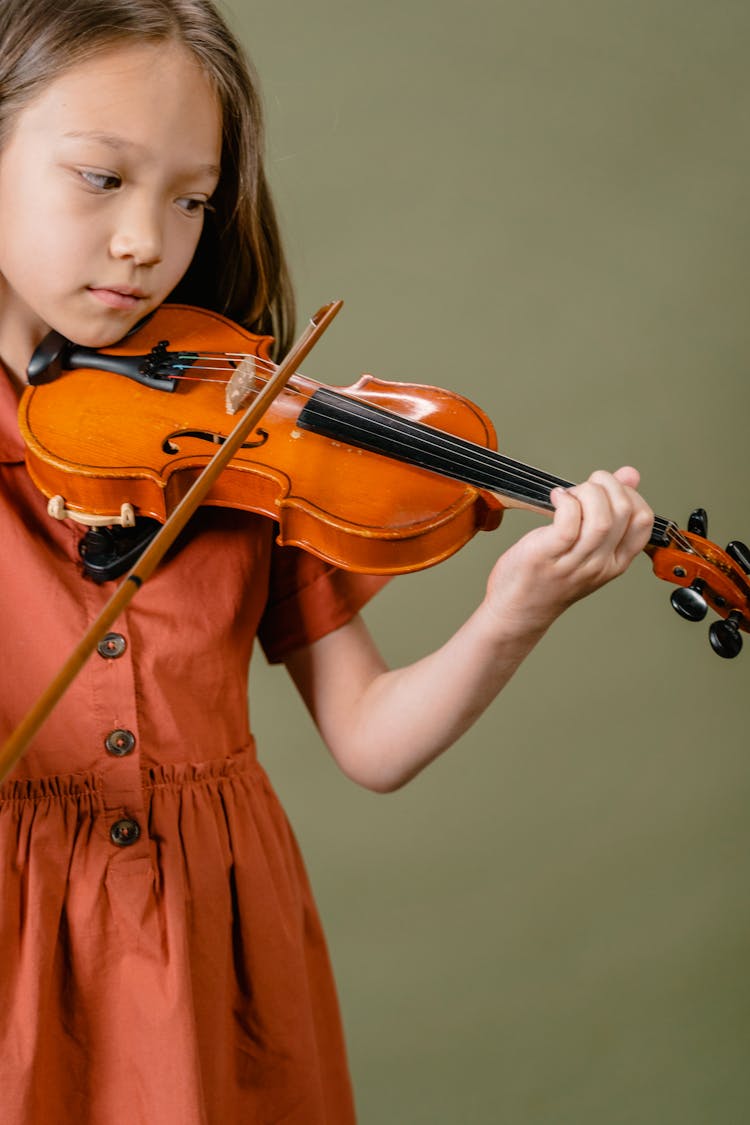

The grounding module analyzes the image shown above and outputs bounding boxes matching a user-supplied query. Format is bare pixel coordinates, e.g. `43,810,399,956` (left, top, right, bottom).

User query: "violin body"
17,302,750,653
19,304,504,574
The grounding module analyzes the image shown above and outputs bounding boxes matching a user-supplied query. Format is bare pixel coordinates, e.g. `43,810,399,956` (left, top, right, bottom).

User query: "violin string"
175,353,701,557
179,357,567,502
307,394,705,560
314,398,564,502
167,351,703,559
186,354,701,559
175,354,565,493
163,372,229,383
289,388,705,553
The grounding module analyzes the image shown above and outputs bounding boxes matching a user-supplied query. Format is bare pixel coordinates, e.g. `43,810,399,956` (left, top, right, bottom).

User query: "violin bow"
0,299,343,781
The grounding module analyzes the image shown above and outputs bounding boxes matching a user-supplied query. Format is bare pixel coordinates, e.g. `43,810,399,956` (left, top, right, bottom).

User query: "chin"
66,325,132,348
48,308,152,349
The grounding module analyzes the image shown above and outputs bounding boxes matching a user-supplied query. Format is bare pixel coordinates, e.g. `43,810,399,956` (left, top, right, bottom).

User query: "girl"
0,1,653,1122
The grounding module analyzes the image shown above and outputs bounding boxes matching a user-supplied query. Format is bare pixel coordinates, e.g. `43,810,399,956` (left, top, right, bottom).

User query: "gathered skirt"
0,745,356,1124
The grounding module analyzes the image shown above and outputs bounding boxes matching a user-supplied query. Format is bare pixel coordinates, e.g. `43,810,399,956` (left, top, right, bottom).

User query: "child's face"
0,41,222,367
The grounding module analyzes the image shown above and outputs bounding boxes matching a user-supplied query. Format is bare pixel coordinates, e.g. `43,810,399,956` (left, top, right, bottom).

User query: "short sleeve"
257,540,390,663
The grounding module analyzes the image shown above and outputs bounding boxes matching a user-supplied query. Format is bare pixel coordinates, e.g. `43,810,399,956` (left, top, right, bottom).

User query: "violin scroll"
647,507,750,658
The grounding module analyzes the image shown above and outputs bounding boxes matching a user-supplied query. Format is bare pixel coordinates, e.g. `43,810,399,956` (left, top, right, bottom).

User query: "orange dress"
0,368,386,1124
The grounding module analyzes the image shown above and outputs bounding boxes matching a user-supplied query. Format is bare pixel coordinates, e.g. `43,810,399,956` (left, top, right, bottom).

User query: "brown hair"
0,0,295,354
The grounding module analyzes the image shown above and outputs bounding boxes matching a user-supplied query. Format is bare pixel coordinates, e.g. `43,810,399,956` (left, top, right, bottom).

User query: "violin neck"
298,386,564,511
297,387,671,549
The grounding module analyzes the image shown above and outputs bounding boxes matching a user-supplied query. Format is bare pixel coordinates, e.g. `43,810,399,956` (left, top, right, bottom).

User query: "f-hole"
162,428,269,454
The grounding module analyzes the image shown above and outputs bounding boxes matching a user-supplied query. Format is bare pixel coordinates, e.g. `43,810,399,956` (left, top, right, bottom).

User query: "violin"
18,302,750,659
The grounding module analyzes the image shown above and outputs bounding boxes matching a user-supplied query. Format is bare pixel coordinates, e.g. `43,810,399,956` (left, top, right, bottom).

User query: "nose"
109,198,163,266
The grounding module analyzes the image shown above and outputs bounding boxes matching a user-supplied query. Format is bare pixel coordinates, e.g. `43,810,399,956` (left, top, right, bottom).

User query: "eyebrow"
62,130,221,178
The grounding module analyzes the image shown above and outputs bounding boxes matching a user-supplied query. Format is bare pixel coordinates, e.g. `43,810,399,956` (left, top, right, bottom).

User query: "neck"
0,350,28,396
0,286,51,389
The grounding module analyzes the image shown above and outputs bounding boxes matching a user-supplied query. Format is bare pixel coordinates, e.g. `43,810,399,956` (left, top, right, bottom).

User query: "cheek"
0,182,93,279
163,215,206,287
173,215,205,266
0,148,82,280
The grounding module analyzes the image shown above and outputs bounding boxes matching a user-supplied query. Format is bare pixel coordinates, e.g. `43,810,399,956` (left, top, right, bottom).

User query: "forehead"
15,41,222,168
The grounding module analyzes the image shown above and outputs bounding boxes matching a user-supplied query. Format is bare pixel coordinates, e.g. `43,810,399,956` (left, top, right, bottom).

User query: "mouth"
87,286,149,311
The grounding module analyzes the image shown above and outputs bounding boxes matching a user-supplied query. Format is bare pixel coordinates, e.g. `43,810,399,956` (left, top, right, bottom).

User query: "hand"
483,466,654,637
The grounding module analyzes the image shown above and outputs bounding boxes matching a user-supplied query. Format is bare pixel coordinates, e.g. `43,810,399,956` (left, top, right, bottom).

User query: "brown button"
110,818,141,847
104,729,135,757
97,632,127,659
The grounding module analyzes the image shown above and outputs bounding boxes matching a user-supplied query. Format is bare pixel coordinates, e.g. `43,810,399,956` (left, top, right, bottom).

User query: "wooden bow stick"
0,299,343,780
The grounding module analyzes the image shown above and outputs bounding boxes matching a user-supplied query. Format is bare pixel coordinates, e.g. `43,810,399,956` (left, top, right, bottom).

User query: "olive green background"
228,2,749,1121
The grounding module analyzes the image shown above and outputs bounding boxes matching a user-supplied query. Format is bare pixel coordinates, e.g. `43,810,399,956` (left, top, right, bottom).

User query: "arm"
283,467,654,793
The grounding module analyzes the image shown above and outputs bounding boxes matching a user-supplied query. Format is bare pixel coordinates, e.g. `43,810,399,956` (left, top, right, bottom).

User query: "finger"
551,472,650,569
562,471,644,570
548,486,584,556
612,465,641,490
586,470,654,561
609,467,654,563
567,474,623,556
612,495,655,567
576,472,653,572
550,477,624,562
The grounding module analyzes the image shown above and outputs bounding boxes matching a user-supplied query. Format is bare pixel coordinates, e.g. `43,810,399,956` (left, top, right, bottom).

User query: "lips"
87,286,148,310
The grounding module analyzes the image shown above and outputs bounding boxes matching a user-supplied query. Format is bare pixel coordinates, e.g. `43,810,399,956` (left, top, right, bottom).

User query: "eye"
78,168,121,192
175,196,215,217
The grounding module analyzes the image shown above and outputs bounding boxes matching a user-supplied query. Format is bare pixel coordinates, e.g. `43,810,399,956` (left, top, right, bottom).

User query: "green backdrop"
227,2,750,1121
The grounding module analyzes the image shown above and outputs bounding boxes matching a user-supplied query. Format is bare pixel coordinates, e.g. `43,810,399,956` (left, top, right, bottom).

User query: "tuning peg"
687,507,708,536
709,610,743,659
670,579,708,622
726,540,750,576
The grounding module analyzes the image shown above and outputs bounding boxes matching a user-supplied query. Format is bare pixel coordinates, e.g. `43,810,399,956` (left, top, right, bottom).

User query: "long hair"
0,0,295,354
